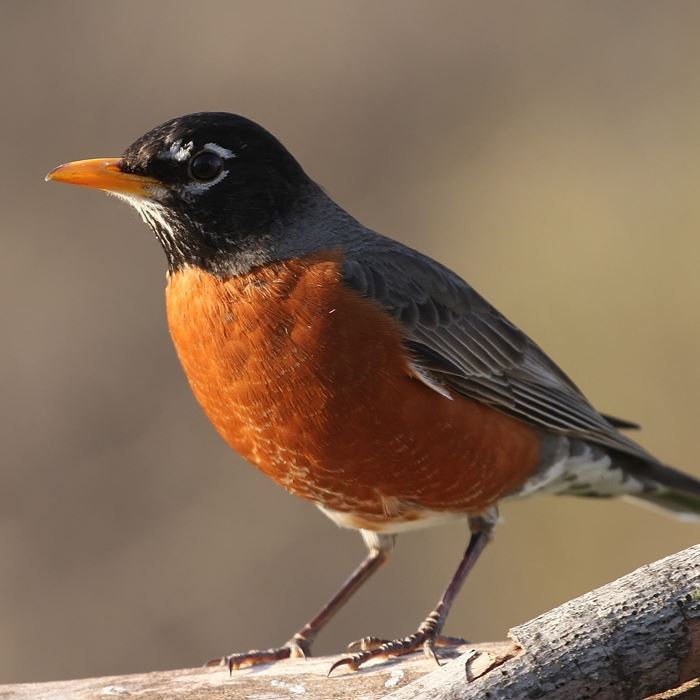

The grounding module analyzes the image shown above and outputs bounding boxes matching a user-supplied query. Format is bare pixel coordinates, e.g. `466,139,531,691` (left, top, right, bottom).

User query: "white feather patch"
318,504,463,534
181,168,229,196
204,142,236,159
408,361,453,400
511,440,645,499
156,139,194,162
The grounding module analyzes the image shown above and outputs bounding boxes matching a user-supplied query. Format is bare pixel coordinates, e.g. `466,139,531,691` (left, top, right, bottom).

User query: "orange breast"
166,252,542,527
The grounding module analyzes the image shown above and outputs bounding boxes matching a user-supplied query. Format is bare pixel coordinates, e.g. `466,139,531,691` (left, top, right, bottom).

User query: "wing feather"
342,242,649,461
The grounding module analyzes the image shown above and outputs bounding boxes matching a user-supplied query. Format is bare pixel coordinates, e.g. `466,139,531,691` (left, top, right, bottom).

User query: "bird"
46,112,700,674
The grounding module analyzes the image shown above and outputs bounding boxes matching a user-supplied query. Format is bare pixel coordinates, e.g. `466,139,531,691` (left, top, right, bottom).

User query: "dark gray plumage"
342,241,652,461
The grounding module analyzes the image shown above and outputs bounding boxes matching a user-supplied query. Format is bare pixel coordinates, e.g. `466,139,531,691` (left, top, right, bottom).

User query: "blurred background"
2,0,700,684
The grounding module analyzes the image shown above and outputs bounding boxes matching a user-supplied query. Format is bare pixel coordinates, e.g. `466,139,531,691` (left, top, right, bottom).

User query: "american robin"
46,112,700,673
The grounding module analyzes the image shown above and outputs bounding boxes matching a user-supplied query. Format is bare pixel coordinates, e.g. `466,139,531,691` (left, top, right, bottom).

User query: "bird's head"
46,112,317,274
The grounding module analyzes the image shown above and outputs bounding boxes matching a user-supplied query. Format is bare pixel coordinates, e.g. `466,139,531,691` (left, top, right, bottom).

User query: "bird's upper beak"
45,158,161,197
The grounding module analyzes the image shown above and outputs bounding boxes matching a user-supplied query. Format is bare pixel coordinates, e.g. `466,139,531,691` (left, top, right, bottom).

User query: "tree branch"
2,545,699,700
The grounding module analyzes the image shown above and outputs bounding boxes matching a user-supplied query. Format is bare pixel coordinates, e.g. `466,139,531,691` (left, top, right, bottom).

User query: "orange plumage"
166,251,542,529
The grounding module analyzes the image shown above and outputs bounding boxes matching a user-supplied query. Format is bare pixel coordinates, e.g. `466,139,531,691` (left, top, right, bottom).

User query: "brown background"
2,0,700,684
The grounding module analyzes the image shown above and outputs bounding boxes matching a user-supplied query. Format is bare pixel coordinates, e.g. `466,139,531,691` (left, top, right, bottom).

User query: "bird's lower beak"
45,158,161,197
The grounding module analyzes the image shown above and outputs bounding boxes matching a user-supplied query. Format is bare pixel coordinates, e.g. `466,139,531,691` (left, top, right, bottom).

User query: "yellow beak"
45,158,161,197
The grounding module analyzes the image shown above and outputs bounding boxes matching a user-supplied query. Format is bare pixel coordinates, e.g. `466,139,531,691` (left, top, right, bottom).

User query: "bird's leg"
329,508,497,674
206,531,396,670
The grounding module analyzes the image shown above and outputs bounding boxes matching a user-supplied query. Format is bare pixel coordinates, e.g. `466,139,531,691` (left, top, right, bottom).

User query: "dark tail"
625,460,700,522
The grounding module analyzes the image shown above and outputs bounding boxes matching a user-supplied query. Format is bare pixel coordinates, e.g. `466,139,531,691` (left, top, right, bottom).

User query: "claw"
328,655,360,676
422,640,441,666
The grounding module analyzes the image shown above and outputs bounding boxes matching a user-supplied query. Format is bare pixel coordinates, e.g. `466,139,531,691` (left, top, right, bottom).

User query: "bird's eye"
188,151,224,182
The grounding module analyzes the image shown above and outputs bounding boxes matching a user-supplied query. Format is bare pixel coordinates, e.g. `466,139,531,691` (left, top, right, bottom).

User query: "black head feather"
119,112,317,273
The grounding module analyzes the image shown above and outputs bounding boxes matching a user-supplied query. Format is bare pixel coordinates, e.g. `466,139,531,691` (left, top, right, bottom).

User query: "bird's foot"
346,634,466,652
329,615,458,674
205,634,312,671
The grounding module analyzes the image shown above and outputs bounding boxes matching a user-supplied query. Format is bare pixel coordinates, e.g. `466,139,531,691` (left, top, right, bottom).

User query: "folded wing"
342,240,652,463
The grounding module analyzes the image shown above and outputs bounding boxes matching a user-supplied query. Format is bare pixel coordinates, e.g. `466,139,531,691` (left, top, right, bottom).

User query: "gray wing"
342,240,652,462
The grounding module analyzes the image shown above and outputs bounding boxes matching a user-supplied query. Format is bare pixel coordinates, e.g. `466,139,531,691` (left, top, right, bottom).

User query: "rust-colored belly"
166,253,542,528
